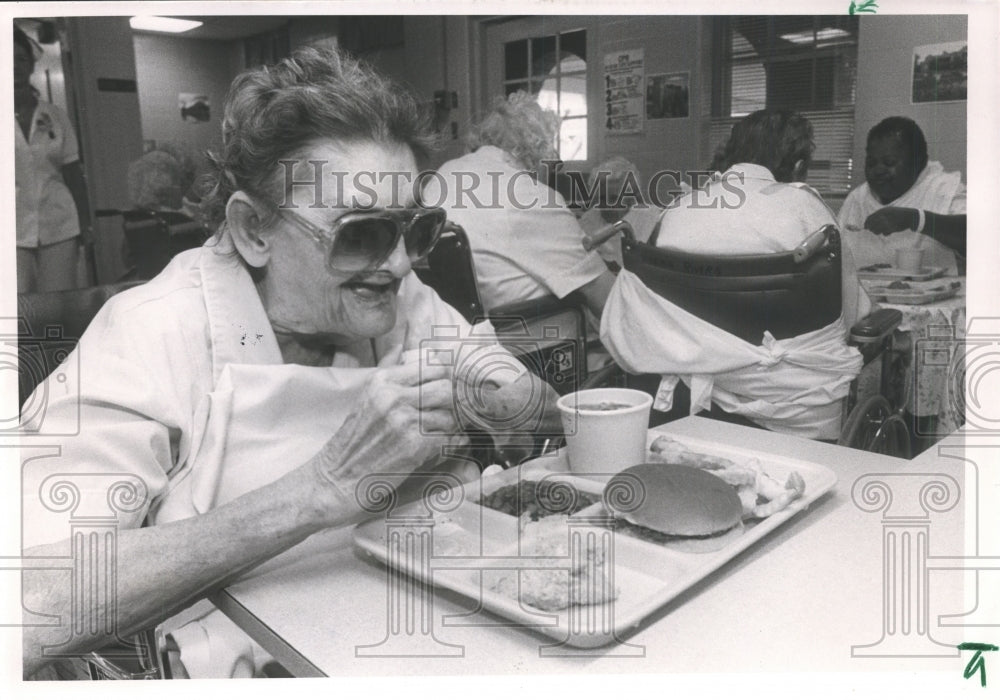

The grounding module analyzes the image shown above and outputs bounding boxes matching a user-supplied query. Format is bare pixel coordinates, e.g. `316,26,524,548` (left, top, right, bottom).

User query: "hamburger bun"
603,462,745,553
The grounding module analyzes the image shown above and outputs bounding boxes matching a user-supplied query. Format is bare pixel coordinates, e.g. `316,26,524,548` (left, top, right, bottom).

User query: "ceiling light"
780,28,851,44
129,16,203,33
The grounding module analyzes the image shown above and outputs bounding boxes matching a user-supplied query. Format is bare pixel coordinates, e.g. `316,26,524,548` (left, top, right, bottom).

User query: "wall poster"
646,72,690,119
604,48,644,134
912,41,967,103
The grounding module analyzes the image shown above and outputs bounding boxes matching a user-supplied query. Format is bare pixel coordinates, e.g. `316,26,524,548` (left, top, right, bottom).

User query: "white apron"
601,270,863,440
152,358,476,677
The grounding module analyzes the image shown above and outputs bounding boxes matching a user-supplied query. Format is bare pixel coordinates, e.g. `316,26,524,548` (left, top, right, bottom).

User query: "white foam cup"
556,388,653,475
895,247,924,273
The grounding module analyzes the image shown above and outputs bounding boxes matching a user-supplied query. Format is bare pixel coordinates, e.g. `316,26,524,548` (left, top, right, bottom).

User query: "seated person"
601,109,867,440
839,116,966,273
422,92,615,319
129,142,205,222
21,47,559,679
577,156,667,267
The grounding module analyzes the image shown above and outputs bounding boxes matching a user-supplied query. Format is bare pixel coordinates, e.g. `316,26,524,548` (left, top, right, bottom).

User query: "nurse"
21,46,558,678
14,26,91,292
838,116,967,273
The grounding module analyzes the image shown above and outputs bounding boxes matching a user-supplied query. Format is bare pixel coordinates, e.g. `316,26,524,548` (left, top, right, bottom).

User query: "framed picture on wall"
179,93,211,122
912,41,967,103
646,72,689,119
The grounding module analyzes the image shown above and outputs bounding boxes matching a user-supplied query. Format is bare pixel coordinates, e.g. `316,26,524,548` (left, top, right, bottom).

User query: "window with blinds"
711,16,859,197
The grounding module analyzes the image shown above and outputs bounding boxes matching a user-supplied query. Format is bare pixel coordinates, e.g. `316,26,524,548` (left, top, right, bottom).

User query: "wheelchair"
94,208,208,282
587,220,910,457
17,281,172,679
414,222,592,397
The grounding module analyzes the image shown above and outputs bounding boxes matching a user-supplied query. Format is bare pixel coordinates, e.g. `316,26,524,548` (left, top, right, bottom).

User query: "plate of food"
352,430,837,648
864,278,962,305
856,263,946,282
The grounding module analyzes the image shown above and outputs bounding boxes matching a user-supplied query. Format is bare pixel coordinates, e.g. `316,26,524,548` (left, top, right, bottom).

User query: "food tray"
856,265,946,282
352,429,837,648
864,278,962,305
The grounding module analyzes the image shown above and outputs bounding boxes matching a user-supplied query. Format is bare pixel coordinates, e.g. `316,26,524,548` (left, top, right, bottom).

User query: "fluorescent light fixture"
780,28,851,44
129,16,203,33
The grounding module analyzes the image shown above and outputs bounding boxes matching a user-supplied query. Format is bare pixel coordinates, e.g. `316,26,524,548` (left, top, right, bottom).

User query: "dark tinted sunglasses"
277,206,447,274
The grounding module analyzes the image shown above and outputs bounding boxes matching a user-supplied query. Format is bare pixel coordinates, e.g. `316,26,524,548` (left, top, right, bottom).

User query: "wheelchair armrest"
582,219,634,252
849,308,903,346
488,295,577,329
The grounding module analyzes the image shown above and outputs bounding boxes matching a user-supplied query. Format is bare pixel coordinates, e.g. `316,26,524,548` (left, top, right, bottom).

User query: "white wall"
133,33,239,158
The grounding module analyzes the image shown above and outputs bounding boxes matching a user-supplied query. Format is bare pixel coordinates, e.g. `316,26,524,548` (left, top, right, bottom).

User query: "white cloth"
838,161,966,274
15,101,81,248
21,241,515,676
422,145,608,310
601,271,863,440
658,163,869,330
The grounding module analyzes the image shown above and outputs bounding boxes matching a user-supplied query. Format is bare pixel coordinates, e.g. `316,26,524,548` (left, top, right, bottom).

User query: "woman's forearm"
923,211,966,256
22,463,351,676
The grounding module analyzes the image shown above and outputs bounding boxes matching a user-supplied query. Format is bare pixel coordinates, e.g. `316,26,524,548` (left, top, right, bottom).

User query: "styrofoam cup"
895,248,924,273
556,388,653,475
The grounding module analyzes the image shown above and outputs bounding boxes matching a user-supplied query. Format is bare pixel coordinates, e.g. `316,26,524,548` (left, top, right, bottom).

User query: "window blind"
711,16,859,197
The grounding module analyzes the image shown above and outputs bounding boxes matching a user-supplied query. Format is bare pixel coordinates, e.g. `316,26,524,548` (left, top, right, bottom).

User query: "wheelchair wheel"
838,396,911,458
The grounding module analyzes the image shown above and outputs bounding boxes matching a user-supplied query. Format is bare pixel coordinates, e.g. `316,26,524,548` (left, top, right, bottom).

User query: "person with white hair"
21,46,557,679
422,91,615,318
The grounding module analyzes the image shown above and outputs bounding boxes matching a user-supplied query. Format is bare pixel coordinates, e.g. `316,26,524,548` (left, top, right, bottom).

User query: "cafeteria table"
212,417,976,678
862,275,967,441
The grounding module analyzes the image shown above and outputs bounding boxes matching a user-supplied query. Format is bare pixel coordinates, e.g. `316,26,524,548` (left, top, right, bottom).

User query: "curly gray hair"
467,91,559,174
201,45,435,227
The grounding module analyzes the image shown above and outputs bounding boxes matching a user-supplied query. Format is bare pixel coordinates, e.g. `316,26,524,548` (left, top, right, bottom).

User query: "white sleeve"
948,183,967,215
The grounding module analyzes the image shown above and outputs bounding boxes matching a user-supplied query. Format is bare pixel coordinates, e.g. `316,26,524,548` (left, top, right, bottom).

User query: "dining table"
210,416,981,684
861,274,967,440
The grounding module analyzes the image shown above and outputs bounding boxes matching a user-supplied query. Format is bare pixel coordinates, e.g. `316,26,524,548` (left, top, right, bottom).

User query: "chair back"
414,222,485,324
622,224,842,344
16,281,143,407
121,209,206,280
415,221,588,396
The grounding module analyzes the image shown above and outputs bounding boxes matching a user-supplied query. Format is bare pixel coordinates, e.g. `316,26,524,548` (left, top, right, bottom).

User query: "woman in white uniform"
14,26,90,292
839,116,966,273
21,46,558,678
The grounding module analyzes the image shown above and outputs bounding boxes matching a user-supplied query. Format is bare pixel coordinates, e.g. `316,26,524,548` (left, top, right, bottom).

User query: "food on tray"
576,401,634,411
886,280,911,290
488,514,619,611
478,480,599,521
648,436,806,520
603,463,745,553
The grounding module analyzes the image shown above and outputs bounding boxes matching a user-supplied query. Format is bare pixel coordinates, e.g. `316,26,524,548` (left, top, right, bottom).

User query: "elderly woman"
127,143,201,217
839,116,967,273
601,109,867,440
422,91,615,318
577,156,667,267
21,47,557,678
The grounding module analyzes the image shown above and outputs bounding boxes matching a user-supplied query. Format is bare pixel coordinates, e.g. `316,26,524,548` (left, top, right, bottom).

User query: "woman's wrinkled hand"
309,344,463,505
863,206,921,235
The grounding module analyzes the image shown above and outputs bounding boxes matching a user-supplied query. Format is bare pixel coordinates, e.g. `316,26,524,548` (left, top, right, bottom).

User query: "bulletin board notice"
604,48,644,134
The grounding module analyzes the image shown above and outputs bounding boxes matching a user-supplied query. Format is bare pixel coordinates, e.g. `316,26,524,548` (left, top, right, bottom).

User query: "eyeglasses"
276,206,447,274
